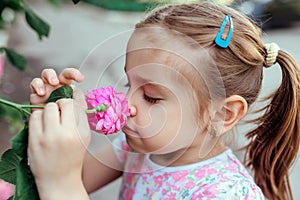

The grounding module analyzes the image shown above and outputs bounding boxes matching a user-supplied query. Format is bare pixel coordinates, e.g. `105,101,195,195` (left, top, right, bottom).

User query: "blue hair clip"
215,14,233,48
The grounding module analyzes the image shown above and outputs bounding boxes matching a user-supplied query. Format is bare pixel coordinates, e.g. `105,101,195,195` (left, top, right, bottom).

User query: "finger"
29,110,44,143
41,69,60,86
30,93,48,106
58,68,84,85
28,110,44,169
43,102,60,131
58,99,91,148
30,78,46,96
70,100,91,147
73,87,87,110
74,100,90,145
30,84,60,107
57,99,76,126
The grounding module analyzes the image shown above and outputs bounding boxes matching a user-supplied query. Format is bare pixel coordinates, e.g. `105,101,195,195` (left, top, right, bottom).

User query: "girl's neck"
150,140,227,167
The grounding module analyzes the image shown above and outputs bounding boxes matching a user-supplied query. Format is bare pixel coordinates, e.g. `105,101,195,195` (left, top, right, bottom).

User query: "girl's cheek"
137,104,167,138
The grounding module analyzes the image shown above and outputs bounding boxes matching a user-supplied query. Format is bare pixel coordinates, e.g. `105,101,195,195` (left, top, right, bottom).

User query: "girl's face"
122,28,215,159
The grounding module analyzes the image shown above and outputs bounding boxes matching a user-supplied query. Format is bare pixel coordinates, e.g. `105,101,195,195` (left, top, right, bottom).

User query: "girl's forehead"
125,39,207,89
127,26,192,54
125,58,189,90
125,43,197,88
126,26,212,75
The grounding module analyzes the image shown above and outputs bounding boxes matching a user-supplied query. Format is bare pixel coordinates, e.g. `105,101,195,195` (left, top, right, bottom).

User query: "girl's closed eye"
143,93,161,104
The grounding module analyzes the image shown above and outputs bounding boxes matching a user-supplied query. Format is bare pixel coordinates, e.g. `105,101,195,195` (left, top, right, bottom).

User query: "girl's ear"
213,95,248,135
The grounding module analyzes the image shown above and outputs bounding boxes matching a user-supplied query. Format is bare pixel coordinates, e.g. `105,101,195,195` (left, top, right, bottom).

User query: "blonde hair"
136,2,300,200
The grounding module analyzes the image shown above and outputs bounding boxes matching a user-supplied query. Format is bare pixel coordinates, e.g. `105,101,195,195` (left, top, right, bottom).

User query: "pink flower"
207,168,218,174
0,179,14,200
184,181,196,189
153,175,163,187
171,170,188,182
194,168,206,179
202,184,220,198
166,192,177,200
172,185,180,191
85,86,130,135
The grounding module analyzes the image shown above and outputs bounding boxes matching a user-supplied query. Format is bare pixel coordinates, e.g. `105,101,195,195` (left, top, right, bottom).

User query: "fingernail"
39,87,45,94
50,77,58,84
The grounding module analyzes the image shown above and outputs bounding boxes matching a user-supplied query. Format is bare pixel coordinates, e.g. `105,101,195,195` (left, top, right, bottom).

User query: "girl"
28,2,300,200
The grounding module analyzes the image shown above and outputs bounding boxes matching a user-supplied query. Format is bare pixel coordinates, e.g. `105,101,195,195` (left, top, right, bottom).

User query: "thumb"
72,87,87,110
73,100,91,148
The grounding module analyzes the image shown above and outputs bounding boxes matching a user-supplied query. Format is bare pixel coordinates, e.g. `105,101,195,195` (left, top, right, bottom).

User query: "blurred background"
0,0,299,199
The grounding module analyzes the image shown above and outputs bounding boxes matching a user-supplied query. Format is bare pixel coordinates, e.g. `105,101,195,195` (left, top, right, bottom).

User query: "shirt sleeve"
223,180,265,200
191,179,265,200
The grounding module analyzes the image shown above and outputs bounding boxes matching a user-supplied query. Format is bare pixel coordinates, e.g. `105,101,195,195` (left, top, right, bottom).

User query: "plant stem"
0,98,19,108
86,109,96,114
0,98,44,111
20,105,45,109
0,98,97,115
21,109,31,116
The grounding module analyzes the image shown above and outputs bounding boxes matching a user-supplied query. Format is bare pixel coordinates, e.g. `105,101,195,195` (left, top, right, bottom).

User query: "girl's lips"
122,125,139,137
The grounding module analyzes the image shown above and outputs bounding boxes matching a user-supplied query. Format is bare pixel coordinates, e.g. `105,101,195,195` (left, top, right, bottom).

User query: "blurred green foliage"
0,86,73,199
83,0,154,11
0,104,24,133
0,0,52,134
0,0,50,69
83,0,200,11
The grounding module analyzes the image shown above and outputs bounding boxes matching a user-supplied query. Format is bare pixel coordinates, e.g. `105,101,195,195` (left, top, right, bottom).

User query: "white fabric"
264,42,280,68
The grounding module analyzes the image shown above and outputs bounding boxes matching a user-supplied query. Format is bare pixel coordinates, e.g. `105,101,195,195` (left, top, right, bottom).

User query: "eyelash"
125,82,161,104
143,94,161,104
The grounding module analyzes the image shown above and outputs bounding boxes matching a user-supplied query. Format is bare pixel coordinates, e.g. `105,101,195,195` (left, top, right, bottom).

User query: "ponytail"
245,51,300,200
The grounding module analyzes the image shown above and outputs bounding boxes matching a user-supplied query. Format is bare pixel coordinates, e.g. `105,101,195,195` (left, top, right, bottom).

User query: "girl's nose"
129,105,137,117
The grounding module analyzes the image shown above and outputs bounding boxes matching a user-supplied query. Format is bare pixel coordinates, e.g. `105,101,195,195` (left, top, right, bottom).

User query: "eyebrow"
140,79,172,96
144,82,168,91
124,65,171,93
127,74,170,93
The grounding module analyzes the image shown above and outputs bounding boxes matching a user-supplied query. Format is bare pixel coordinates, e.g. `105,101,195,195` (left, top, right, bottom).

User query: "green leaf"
72,0,81,4
0,0,23,11
0,149,21,184
3,48,27,70
23,5,50,40
14,160,40,200
11,125,29,158
46,85,73,103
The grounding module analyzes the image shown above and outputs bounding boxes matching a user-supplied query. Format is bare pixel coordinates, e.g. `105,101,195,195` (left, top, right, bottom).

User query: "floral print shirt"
113,135,265,200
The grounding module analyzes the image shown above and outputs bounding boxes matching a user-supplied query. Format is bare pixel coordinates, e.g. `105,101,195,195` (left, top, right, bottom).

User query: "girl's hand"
28,98,91,199
30,68,84,107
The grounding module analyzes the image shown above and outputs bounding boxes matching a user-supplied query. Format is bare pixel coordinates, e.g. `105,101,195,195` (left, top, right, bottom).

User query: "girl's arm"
82,144,123,193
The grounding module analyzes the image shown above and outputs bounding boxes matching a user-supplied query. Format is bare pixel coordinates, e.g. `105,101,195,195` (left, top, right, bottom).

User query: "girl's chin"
124,137,151,154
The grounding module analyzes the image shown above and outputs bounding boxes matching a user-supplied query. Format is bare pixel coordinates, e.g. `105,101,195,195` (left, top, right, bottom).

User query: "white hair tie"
264,42,280,68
